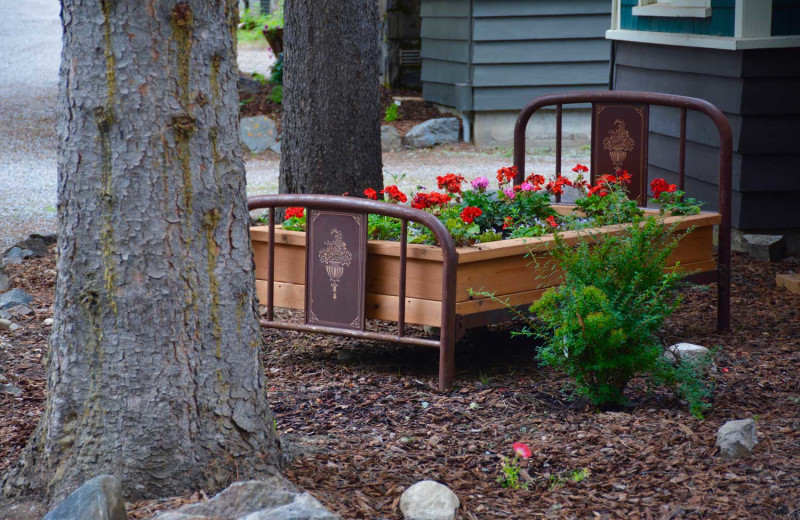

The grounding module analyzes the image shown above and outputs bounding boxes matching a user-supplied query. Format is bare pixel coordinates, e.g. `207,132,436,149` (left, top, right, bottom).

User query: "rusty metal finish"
398,220,408,337
248,194,459,390
267,207,275,322
679,108,687,191
305,210,367,331
512,90,732,333
591,102,649,205
555,104,563,203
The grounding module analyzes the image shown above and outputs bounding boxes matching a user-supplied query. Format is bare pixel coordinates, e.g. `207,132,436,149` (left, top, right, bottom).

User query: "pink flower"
503,188,516,200
471,176,490,191
513,442,532,459
520,182,534,191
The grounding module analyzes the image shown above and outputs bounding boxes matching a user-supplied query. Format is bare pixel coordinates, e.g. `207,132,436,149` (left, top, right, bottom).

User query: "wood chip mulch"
1,247,799,520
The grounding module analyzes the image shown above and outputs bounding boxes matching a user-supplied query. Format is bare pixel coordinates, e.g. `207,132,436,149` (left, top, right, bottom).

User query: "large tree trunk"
279,0,383,196
2,0,281,504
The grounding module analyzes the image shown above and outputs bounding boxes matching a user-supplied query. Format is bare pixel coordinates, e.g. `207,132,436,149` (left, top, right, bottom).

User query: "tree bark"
2,0,281,504
279,0,383,197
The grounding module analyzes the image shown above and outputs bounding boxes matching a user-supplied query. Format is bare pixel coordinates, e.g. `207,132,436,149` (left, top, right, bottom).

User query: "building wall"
619,0,736,36
613,41,800,232
420,0,611,146
772,0,800,36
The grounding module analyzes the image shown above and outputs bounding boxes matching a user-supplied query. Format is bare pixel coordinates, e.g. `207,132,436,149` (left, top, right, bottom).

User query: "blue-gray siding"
421,0,611,111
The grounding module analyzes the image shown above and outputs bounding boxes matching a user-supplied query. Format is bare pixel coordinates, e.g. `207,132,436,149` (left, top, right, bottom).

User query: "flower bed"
250,166,720,327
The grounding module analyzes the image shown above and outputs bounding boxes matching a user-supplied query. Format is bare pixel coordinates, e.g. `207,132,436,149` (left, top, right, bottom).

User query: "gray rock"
241,116,279,153
743,234,786,262
716,419,758,459
238,74,265,95
14,236,53,257
0,318,13,330
152,477,337,520
9,323,21,332
402,118,460,148
0,288,34,310
2,247,34,266
43,317,54,326
5,304,32,317
43,475,127,520
0,268,9,292
399,480,460,520
269,140,282,155
0,383,22,396
663,343,716,372
381,125,402,151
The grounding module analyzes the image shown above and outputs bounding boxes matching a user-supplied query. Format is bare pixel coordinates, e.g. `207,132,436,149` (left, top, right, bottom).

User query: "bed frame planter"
249,90,733,391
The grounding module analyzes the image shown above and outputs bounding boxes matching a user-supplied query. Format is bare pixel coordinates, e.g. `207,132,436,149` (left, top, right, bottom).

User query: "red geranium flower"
572,164,589,173
545,176,572,195
364,188,378,200
381,185,408,203
502,216,514,229
650,178,677,199
587,184,609,197
615,170,632,184
546,215,558,228
513,442,532,459
526,174,546,186
285,207,304,220
496,166,518,184
428,192,451,206
436,173,466,195
460,206,482,224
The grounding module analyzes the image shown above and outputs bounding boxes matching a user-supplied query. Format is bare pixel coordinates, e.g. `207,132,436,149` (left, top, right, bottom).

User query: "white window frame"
632,0,712,19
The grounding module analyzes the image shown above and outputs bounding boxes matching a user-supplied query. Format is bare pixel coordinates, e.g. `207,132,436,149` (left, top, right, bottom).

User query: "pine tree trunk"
2,0,281,504
279,0,383,196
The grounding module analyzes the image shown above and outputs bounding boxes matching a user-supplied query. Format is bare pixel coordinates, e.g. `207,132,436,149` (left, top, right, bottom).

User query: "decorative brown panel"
591,103,649,205
305,210,367,331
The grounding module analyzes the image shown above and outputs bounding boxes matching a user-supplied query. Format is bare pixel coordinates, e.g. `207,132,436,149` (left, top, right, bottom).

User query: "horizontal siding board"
473,38,610,64
473,14,609,41
420,39,470,63
614,41,743,79
741,78,800,115
472,0,611,17
648,133,738,189
739,154,800,191
421,59,469,83
473,85,606,111
649,106,742,150
737,192,800,228
647,165,725,215
738,115,800,153
422,82,457,107
473,62,610,87
742,48,800,78
614,64,743,114
421,17,470,40
420,0,470,17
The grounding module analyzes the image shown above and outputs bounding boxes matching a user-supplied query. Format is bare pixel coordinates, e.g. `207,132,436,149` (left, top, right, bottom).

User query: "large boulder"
43,475,127,520
381,125,401,151
716,419,758,459
402,118,460,148
662,343,716,372
399,480,460,520
151,477,337,520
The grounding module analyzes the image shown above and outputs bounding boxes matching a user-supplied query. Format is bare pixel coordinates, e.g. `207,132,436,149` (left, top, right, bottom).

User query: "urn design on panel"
603,119,635,170
318,229,352,300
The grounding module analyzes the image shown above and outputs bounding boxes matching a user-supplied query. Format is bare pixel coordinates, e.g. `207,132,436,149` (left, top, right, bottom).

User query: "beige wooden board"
776,273,800,295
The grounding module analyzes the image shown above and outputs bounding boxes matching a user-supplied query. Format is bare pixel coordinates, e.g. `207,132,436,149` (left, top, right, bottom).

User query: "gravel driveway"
0,7,587,252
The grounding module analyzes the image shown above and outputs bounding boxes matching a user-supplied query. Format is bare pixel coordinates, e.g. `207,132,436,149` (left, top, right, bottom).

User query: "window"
632,0,712,18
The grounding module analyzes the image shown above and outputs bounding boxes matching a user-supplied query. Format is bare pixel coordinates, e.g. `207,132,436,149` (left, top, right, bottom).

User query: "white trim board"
606,29,800,50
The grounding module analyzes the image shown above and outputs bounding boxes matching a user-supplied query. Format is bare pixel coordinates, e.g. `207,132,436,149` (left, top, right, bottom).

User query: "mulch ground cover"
239,85,445,135
1,245,799,519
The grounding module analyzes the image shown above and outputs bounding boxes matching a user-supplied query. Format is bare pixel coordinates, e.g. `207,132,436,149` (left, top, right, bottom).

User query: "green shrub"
384,102,400,123
269,85,282,104
524,216,711,415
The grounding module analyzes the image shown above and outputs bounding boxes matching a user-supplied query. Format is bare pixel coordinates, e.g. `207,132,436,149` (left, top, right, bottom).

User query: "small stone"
400,480,460,520
44,317,54,326
43,475,127,520
776,273,800,295
381,125,401,151
663,343,716,372
270,140,282,154
0,288,34,310
240,116,279,153
743,234,786,262
238,74,265,95
1,247,34,266
0,319,12,330
716,419,758,459
0,383,22,396
8,323,21,332
5,304,32,317
402,118,460,148
0,268,9,292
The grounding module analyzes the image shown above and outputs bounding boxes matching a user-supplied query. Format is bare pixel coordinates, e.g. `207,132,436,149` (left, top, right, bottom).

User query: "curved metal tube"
512,90,732,333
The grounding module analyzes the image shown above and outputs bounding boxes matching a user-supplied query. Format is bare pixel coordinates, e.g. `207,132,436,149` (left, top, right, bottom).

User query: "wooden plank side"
421,17,470,40
472,85,607,111
421,58,470,84
421,38,470,63
420,0,471,18
473,62,611,88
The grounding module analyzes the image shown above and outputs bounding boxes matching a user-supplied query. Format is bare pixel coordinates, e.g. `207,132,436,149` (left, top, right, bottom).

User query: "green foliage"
368,214,402,241
384,102,400,123
652,190,703,216
269,85,283,104
270,53,283,85
251,72,268,85
237,9,283,42
575,179,643,226
527,217,698,410
651,352,715,419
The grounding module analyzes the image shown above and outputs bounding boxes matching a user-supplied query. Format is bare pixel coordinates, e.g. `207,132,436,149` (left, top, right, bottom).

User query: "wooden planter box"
250,207,720,328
